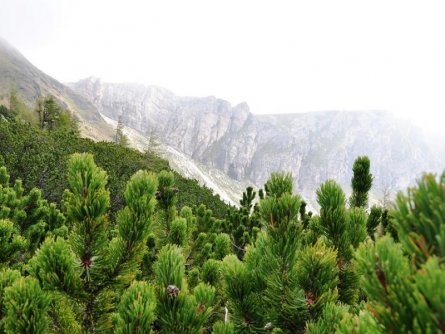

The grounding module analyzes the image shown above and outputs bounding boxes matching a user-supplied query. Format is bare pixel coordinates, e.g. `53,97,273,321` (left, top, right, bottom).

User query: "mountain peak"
0,38,113,140
0,36,14,49
234,101,250,112
0,36,30,65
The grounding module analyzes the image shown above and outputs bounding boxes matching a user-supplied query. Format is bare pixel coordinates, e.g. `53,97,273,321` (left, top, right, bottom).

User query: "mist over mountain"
0,37,248,203
69,77,443,206
1,1,445,330
1,36,443,207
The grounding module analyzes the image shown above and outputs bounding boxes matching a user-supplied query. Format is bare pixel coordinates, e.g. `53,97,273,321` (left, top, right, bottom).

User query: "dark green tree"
350,156,373,208
154,244,216,333
315,180,367,305
28,153,158,332
222,173,342,333
115,115,129,147
366,205,382,240
35,97,61,131
226,187,261,259
113,281,157,334
0,105,14,121
9,90,33,122
2,276,50,334
155,170,179,242
340,171,445,333
0,166,66,260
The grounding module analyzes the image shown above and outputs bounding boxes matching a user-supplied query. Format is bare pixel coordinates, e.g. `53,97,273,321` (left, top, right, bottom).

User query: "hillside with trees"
0,98,229,218
0,96,444,333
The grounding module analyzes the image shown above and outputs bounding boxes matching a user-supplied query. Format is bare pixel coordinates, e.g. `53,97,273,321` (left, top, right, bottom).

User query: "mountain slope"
0,38,247,204
100,113,249,205
0,37,113,140
70,77,444,207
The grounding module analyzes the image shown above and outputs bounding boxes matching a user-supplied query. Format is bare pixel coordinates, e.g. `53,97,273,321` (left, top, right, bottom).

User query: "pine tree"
35,97,61,131
222,173,344,333
254,174,308,332
113,281,157,334
155,170,179,241
25,153,159,332
144,129,161,155
154,244,216,333
315,180,367,305
7,90,25,120
2,276,50,334
350,156,373,208
341,171,445,333
0,105,14,122
56,110,80,135
0,166,66,262
366,205,382,240
1,149,444,333
213,321,235,334
115,115,129,147
226,187,261,259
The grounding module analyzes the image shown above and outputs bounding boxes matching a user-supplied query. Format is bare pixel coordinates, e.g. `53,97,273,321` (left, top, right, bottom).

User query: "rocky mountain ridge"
2,36,442,207
70,77,443,207
0,38,247,204
99,112,249,205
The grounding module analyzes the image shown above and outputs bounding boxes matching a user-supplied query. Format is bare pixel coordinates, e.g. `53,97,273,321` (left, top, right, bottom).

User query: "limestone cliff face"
70,78,251,158
70,77,442,206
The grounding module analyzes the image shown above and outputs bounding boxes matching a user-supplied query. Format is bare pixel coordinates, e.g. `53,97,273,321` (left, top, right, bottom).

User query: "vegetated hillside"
70,77,443,207
0,38,246,203
0,105,230,218
0,36,113,140
0,136,443,333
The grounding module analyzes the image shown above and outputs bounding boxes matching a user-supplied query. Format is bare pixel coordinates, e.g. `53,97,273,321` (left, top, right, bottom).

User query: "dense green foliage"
0,100,444,333
350,156,373,208
0,103,229,218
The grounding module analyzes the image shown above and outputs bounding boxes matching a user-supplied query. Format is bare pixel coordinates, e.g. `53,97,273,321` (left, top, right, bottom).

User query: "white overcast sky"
0,0,444,133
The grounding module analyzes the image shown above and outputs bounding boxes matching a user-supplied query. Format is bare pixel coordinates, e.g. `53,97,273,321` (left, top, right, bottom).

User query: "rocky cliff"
70,77,443,207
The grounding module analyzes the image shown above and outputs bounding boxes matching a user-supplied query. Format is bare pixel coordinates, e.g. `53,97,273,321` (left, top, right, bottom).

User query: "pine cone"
81,255,93,269
196,302,206,314
305,291,315,306
166,284,180,298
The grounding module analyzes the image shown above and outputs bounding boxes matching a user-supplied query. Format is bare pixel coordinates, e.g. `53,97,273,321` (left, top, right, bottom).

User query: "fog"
1,0,444,133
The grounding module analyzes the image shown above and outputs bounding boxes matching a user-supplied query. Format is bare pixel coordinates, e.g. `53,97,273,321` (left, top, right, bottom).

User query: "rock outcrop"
70,77,443,206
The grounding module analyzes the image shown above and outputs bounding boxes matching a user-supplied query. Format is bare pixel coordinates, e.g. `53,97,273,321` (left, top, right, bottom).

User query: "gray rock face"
70,77,443,206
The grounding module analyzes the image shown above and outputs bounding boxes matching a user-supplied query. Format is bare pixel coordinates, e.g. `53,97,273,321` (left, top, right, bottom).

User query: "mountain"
70,77,444,207
2,37,442,207
0,37,113,140
99,113,250,205
0,38,245,204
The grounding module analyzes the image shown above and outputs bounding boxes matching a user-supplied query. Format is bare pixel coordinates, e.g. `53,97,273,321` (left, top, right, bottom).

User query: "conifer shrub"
342,172,445,333
0,136,443,334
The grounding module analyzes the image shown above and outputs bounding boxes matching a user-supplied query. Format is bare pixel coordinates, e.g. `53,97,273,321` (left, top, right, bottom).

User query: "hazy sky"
1,0,444,132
